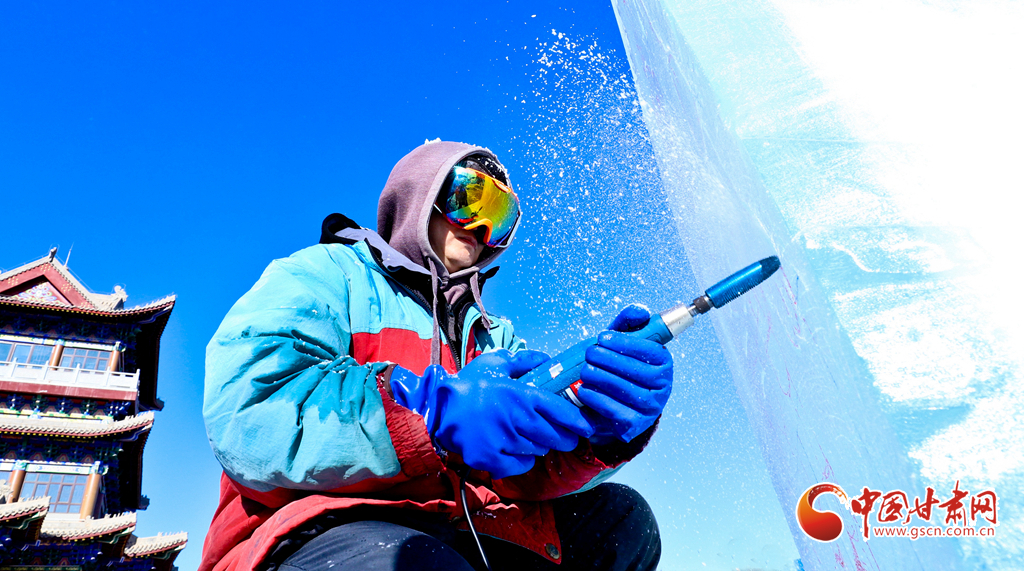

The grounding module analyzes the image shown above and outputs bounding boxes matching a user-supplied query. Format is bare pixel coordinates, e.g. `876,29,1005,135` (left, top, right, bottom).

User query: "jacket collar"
319,212,498,297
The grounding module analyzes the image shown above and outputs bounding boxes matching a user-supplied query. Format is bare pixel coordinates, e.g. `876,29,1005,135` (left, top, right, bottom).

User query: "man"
200,140,673,571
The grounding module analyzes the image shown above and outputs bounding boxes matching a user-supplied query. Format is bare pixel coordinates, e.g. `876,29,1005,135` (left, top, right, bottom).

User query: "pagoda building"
0,249,186,571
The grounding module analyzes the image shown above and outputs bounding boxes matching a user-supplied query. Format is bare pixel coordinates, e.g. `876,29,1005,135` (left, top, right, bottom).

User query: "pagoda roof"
0,496,49,525
0,412,154,439
0,250,175,318
123,531,189,558
40,511,135,542
0,250,175,411
0,294,177,319
0,504,186,568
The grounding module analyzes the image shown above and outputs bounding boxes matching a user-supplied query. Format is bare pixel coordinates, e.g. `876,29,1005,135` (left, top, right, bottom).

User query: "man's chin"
448,255,478,272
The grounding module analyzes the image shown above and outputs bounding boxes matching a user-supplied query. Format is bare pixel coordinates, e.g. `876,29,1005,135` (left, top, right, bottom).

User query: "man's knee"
598,483,657,522
593,483,660,547
571,483,658,531
553,483,661,571
281,521,475,571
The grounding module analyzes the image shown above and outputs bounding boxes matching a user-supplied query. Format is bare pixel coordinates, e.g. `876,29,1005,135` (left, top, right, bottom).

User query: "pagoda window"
18,472,89,514
59,348,111,371
0,341,53,366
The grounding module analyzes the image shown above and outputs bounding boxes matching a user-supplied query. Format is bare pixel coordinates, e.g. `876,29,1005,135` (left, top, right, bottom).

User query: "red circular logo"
796,483,849,542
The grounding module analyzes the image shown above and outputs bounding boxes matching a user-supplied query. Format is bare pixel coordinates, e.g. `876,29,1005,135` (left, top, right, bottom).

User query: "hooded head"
377,140,513,279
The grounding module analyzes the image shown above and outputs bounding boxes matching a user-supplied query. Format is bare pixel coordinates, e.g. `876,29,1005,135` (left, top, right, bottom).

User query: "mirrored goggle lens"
440,166,521,248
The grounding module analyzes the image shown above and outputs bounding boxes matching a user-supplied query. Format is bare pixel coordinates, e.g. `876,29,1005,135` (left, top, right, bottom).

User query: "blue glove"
577,305,673,443
390,350,595,479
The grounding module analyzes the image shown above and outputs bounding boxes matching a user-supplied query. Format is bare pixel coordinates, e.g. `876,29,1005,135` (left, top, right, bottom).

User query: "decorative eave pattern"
123,531,189,558
46,259,108,309
0,294,176,319
0,254,175,317
0,257,55,283
0,256,131,311
0,411,154,439
40,511,136,541
0,496,49,524
0,257,96,309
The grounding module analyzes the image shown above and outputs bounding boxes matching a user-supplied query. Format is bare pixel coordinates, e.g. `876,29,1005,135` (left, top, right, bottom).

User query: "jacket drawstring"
429,261,490,366
469,272,492,330
428,260,442,366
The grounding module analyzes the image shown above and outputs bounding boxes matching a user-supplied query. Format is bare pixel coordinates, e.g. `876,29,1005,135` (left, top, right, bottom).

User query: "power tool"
520,256,781,405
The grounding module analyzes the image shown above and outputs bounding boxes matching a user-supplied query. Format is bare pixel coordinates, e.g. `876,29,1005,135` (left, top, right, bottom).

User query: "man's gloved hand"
390,350,594,479
577,304,673,444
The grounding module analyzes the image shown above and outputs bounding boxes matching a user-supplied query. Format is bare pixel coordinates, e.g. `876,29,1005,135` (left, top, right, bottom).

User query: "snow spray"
520,256,781,404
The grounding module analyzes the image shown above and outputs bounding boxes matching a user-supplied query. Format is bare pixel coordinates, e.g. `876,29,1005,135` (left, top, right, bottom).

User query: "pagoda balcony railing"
0,360,140,395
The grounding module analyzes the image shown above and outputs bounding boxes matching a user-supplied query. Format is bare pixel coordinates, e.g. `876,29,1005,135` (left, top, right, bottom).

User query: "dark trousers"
273,483,660,571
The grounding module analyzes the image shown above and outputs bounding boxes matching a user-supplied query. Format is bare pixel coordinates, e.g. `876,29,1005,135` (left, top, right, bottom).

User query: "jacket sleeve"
490,423,658,501
478,318,658,501
203,248,432,494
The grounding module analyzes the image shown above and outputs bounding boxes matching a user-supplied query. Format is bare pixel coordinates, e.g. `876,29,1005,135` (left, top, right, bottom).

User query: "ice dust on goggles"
436,166,521,248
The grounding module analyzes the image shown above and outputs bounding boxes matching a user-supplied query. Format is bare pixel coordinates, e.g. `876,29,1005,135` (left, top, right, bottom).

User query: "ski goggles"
435,166,521,248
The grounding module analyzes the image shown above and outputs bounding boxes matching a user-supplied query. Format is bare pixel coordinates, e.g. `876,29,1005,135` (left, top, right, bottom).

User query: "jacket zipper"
363,242,477,371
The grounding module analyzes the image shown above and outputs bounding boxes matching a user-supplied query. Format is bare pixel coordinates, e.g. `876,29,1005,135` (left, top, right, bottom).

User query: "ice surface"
494,29,802,570
614,0,1024,569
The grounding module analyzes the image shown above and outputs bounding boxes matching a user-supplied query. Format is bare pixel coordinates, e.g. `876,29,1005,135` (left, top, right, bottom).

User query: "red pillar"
8,460,28,501
78,461,103,519
48,340,65,368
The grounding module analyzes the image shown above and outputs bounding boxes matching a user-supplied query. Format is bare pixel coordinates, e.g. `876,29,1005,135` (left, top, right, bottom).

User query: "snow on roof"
0,496,49,524
0,293,176,318
123,531,189,558
40,511,136,541
0,412,154,439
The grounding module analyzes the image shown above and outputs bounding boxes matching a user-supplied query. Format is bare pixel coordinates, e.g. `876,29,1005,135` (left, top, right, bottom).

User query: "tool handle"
521,315,677,398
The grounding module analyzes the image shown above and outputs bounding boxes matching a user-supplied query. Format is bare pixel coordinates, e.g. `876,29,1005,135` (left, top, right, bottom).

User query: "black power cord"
459,474,493,571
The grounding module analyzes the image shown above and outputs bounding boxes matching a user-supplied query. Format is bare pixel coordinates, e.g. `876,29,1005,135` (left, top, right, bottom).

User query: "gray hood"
375,140,513,366
377,140,511,280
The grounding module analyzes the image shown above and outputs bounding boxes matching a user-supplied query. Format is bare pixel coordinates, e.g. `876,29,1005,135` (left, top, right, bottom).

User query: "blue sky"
2,2,797,569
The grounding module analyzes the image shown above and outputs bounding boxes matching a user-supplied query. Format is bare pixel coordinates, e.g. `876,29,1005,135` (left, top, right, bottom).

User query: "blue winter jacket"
201,138,654,571
203,239,524,494
200,234,648,571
